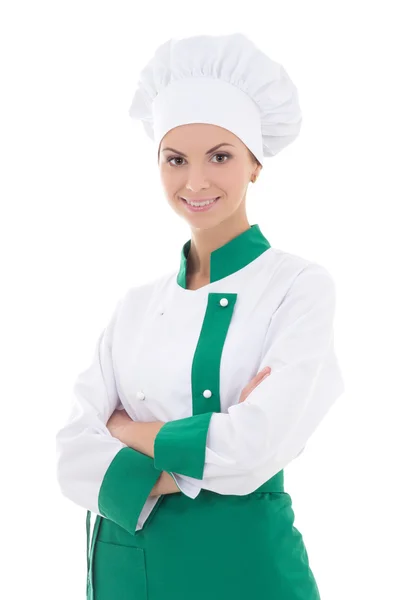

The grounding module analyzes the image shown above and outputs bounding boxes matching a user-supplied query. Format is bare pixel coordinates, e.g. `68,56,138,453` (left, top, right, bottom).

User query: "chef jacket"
56,224,345,535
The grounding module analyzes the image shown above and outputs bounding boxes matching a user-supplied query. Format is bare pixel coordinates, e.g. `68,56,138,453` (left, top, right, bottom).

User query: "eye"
212,153,231,163
166,152,231,166
167,156,185,166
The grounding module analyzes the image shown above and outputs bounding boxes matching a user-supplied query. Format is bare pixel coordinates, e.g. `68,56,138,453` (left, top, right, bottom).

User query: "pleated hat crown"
128,32,302,165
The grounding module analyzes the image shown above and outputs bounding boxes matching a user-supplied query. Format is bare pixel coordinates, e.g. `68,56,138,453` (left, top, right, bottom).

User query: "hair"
247,148,262,168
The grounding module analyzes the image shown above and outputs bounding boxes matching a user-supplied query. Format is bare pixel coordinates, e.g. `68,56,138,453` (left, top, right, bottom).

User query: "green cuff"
98,447,162,535
153,412,214,479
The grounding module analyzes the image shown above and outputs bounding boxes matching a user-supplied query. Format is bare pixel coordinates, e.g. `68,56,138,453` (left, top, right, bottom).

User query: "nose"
184,166,211,193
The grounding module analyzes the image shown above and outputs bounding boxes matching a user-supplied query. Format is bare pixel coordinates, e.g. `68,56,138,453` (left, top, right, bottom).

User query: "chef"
56,32,345,600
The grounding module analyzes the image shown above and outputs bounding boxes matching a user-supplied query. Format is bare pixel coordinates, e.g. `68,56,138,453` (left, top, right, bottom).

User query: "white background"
1,1,399,598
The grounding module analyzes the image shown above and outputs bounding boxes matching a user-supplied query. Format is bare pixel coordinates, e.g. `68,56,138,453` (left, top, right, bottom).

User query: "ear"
251,164,263,182
255,164,263,178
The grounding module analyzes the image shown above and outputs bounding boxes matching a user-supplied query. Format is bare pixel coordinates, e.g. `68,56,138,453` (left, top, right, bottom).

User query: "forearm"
149,471,181,496
125,420,165,458
121,422,180,496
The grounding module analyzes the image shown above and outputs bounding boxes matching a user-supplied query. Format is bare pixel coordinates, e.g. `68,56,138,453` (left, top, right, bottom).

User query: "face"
158,123,262,230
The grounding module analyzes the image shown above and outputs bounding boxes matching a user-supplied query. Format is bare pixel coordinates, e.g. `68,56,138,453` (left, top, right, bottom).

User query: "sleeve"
55,297,163,534
153,263,345,497
169,471,201,498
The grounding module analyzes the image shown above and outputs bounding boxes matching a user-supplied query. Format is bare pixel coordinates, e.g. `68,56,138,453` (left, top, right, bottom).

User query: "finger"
253,369,270,383
260,366,271,375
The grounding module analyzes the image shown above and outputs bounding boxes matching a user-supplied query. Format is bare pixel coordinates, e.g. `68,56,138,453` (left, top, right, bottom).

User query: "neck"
187,214,251,278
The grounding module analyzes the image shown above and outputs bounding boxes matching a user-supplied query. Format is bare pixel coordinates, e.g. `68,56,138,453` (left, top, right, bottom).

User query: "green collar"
177,224,271,288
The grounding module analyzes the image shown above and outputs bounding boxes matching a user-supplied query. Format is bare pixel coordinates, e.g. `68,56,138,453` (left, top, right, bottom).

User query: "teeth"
186,197,218,207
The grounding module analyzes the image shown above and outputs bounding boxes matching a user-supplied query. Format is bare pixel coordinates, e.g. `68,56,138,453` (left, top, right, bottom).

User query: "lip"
181,197,220,202
180,196,220,212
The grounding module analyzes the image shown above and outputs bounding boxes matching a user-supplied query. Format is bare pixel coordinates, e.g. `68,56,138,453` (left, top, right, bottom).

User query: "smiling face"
158,123,262,230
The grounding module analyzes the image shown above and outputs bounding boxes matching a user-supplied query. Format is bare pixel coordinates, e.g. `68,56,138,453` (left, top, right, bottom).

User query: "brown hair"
247,148,262,168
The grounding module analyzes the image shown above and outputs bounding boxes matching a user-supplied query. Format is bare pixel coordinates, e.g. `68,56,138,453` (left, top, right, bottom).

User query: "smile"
180,197,220,212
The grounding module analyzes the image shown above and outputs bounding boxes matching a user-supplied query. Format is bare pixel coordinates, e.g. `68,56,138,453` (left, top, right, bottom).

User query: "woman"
56,33,345,600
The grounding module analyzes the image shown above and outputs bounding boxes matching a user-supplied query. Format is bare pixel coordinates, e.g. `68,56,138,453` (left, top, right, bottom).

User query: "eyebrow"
161,143,235,157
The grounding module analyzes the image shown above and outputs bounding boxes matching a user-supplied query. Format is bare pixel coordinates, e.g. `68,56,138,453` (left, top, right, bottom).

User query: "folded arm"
151,263,345,498
55,296,165,536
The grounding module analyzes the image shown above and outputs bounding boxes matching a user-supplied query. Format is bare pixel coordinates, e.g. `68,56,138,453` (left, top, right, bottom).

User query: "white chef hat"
128,33,302,166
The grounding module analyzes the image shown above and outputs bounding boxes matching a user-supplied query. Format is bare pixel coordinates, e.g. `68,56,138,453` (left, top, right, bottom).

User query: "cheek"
219,168,247,193
159,175,175,196
160,169,179,188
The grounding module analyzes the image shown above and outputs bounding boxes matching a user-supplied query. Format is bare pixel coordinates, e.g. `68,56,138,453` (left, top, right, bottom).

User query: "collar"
177,224,271,288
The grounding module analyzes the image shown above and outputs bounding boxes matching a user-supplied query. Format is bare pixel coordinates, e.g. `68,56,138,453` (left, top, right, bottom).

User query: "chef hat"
128,33,302,166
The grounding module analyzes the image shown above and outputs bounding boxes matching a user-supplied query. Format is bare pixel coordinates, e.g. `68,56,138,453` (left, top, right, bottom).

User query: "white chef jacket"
55,224,345,532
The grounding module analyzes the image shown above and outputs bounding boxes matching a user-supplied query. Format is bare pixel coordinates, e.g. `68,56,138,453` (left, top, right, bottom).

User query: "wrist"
125,421,165,458
150,471,181,497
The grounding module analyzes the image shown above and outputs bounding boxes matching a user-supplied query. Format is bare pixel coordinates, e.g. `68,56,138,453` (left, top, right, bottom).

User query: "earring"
251,175,257,183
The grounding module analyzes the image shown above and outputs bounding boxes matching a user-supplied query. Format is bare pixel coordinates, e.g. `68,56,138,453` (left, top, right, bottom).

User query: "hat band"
152,77,264,165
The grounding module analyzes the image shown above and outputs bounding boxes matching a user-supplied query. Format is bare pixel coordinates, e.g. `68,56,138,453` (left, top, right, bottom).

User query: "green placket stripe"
191,292,238,415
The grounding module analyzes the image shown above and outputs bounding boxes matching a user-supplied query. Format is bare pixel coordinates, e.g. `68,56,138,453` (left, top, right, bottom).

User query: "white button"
203,389,212,398
136,391,146,401
219,298,229,307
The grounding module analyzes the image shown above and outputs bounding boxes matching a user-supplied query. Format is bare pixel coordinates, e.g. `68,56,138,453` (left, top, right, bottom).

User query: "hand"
150,471,181,497
239,366,271,403
106,408,134,445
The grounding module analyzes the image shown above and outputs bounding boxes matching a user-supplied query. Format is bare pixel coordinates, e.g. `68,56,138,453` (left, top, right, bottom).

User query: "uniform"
56,224,345,599
56,33,345,599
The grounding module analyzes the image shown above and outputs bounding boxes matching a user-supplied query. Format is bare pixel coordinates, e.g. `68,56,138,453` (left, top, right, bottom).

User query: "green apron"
86,468,321,599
